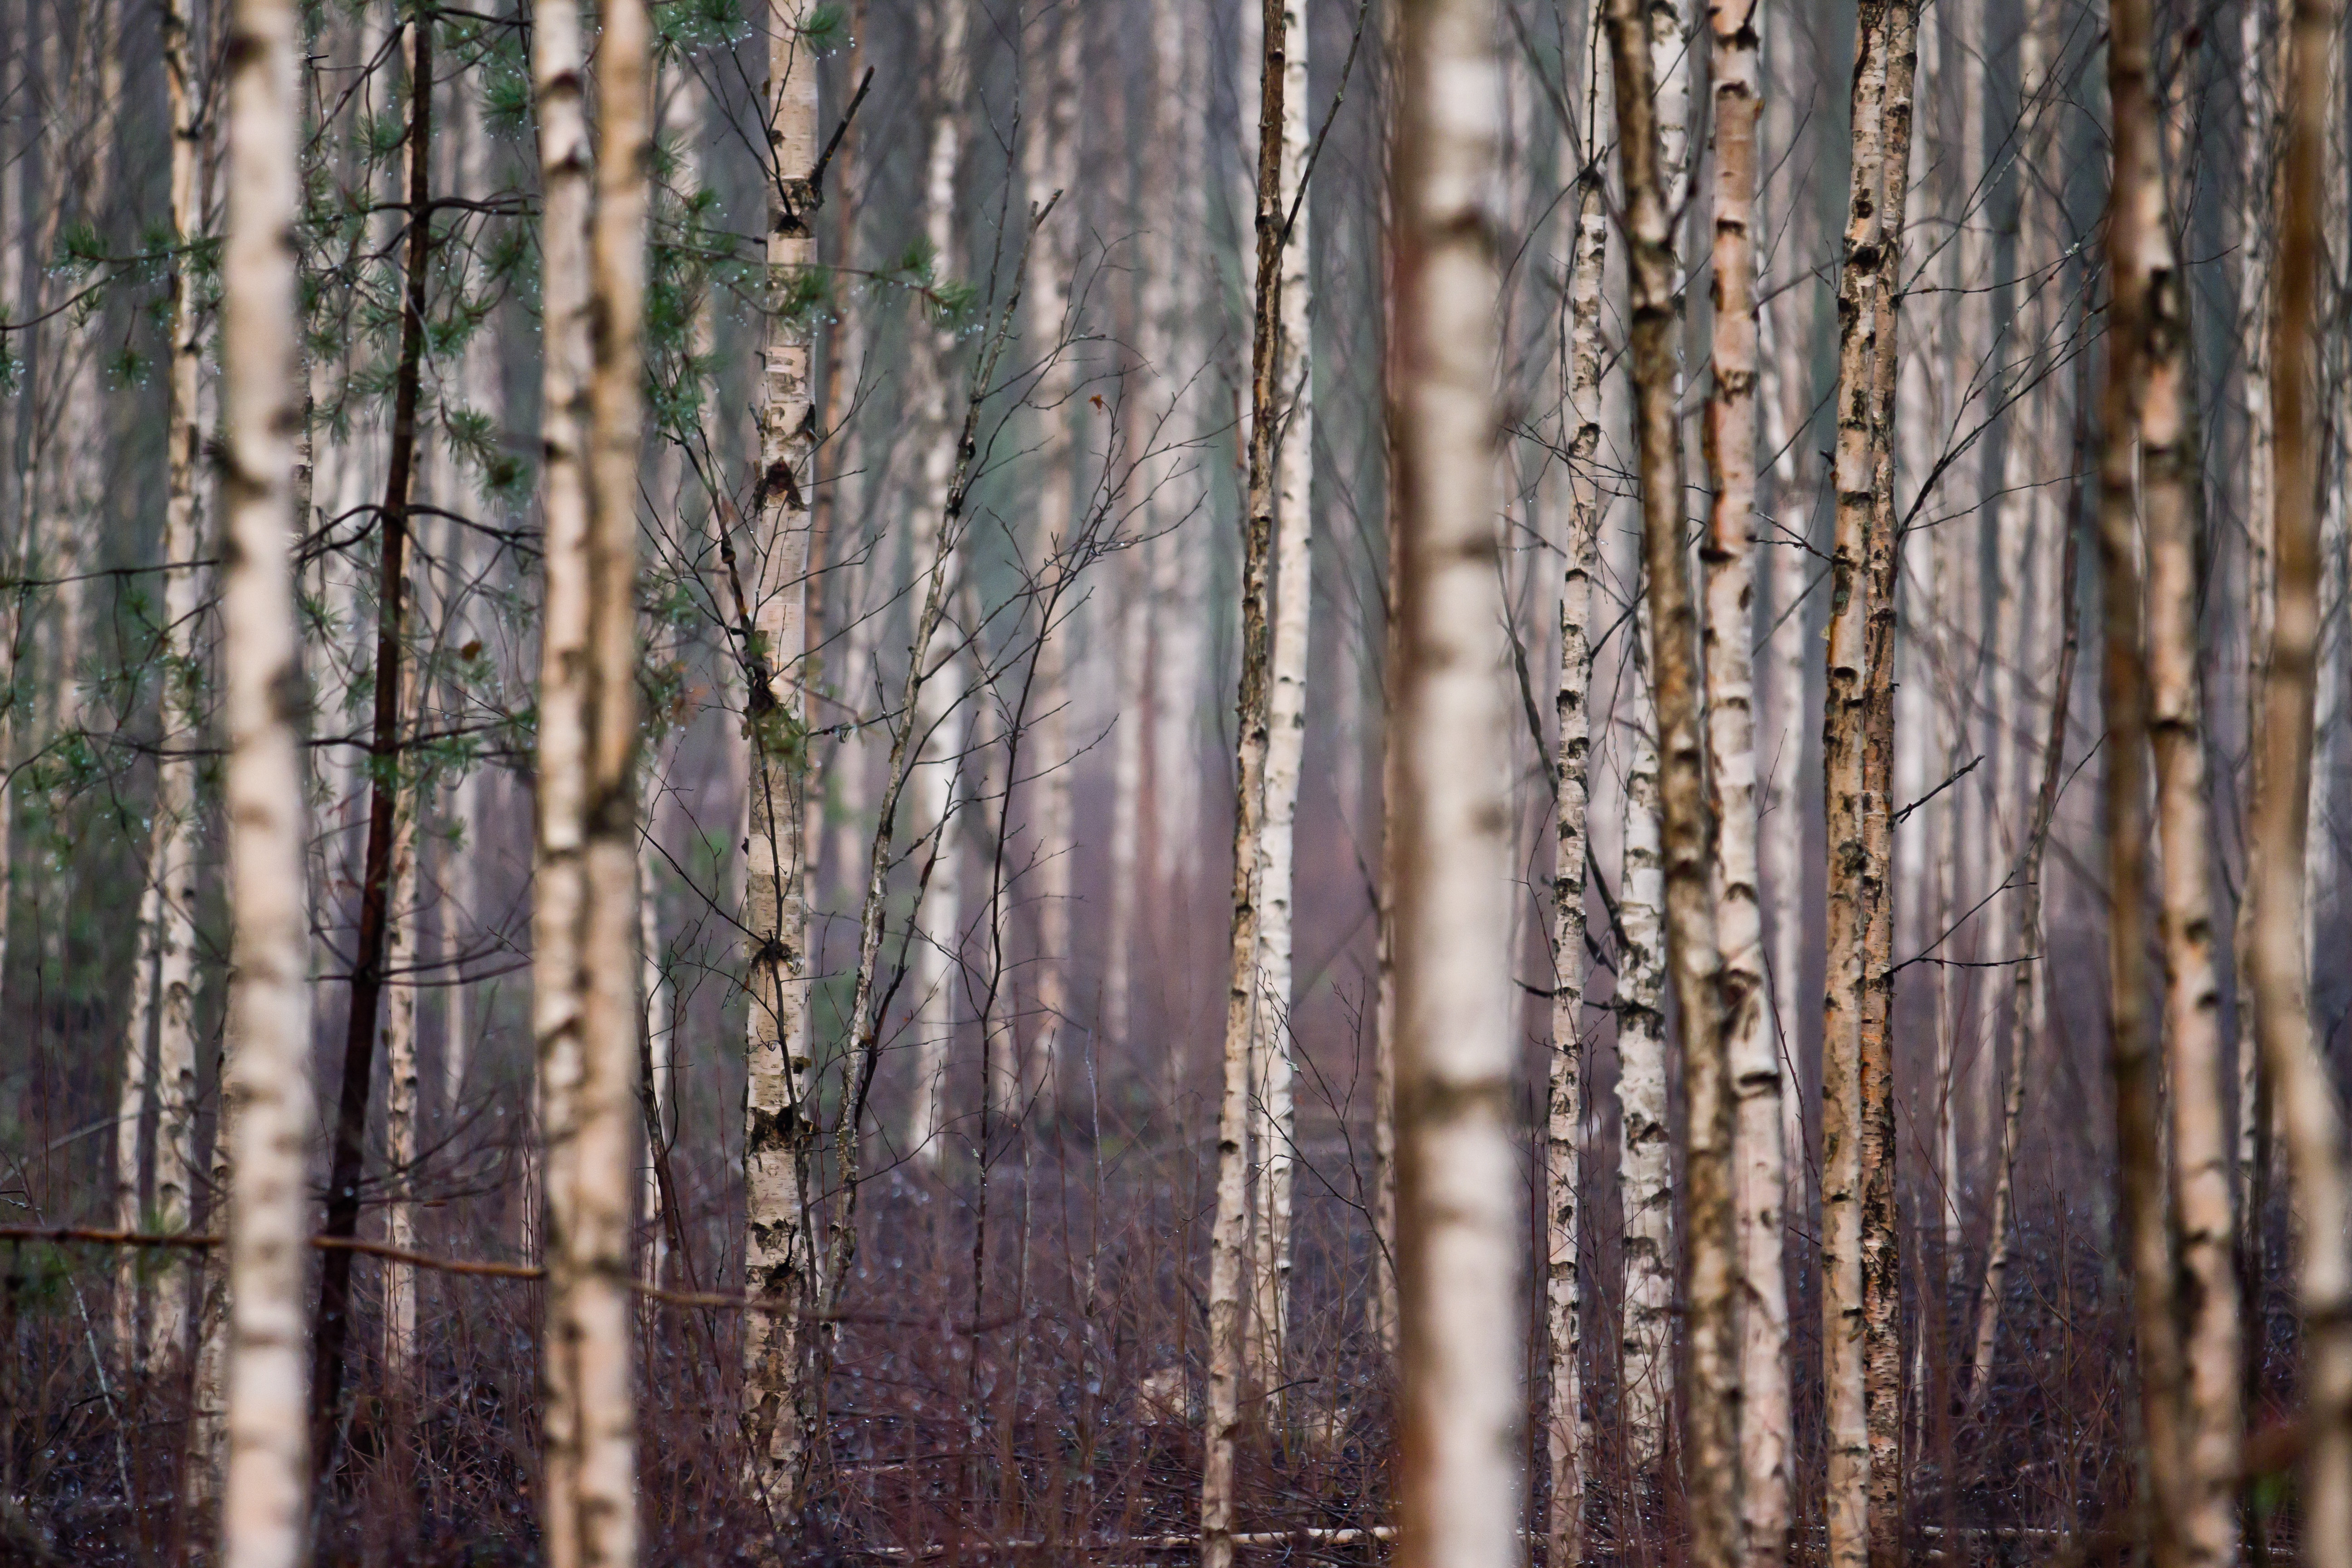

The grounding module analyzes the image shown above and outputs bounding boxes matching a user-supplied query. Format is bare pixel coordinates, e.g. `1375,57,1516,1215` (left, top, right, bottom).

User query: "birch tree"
215,0,316,1559
1820,9,1901,1563
1603,0,1738,1560
1202,5,1286,1559
1020,0,1084,1109
2131,0,2241,1545
1700,0,1789,1558
1246,0,1314,1390
1857,12,1917,1556
2249,1,2352,1562
904,0,971,1164
2094,5,2190,1558
382,793,421,1388
2232,1,2277,1233
1546,7,1608,1558
1387,2,1522,1566
1107,0,1201,1062
117,0,211,1378
532,0,650,1561
740,0,824,1504
1614,0,1695,1487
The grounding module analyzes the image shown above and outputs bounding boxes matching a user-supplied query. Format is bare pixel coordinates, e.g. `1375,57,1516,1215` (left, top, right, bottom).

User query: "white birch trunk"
441,773,477,1115
1821,8,1901,1564
1020,0,1084,1110
1616,0,1692,1487
906,682,966,1161
1757,292,1808,1204
1245,0,1313,1392
139,0,213,1380
1616,631,1672,1478
2307,509,2343,966
102,0,153,1363
49,20,125,752
1387,4,1522,1565
1202,9,1289,1561
2233,0,2278,1235
1106,545,1151,1053
1608,0,1740,1553
382,799,421,1390
1703,0,1788,1558
216,0,316,1559
1546,15,1607,1558
639,792,671,1286
740,0,823,1504
2249,5,2352,1564
439,72,491,1117
905,0,971,1166
1367,0,1405,1364
1147,2,1210,902
532,0,650,1562
1127,0,1203,1106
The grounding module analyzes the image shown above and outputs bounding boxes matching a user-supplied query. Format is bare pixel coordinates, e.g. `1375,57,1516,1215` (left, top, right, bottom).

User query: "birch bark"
117,0,211,1380
2249,2,2352,1563
1246,0,1314,1390
1546,11,1607,1558
441,73,493,1117
1201,6,1286,1561
1616,630,1672,1479
1605,0,1737,1558
382,796,421,1390
2095,5,2191,1558
1106,545,1149,1053
740,0,824,1505
1367,0,1403,1367
1611,0,1692,1470
2233,1,2278,1231
1702,0,1789,1560
1020,0,1083,1108
535,0,651,1559
639,785,670,1286
215,0,315,1558
49,9,124,752
904,0,971,1168
2134,25,2242,1556
531,0,604,1536
1757,291,1808,1216
1858,11,1917,1561
149,0,211,1381
1820,9,1897,1564
1387,4,1521,1566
